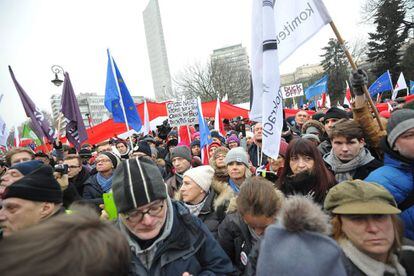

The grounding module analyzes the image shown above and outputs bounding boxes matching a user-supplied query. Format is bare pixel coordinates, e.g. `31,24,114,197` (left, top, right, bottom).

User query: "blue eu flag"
105,50,142,132
410,80,414,95
305,75,328,100
368,71,393,97
197,100,212,149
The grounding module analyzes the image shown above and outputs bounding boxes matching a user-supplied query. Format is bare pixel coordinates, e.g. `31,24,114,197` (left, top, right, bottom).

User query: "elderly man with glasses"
112,157,234,276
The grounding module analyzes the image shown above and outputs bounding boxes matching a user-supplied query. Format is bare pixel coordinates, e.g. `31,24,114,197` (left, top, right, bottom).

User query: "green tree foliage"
320,38,349,105
367,0,408,80
401,43,414,81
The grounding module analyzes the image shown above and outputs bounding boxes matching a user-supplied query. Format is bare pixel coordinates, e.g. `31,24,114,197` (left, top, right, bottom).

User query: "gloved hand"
350,69,368,96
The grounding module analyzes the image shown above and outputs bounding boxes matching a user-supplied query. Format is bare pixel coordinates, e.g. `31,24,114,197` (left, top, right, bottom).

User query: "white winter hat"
183,165,215,192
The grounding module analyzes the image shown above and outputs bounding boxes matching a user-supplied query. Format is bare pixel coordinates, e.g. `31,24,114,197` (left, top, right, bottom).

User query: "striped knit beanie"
112,157,167,213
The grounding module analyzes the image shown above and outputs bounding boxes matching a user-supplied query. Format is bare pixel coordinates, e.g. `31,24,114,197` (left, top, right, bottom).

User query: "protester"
96,141,112,153
365,109,414,239
324,119,382,182
34,151,51,165
5,147,34,167
209,146,234,219
226,134,240,149
225,147,252,195
277,138,336,204
248,123,267,167
0,207,131,276
218,177,284,275
112,157,234,275
318,107,349,155
301,119,325,141
115,140,130,159
256,140,288,184
0,160,43,197
256,195,346,276
290,110,310,135
208,141,222,159
0,158,6,178
324,180,414,275
177,165,222,236
63,154,90,196
0,165,64,237
165,146,192,197
190,139,201,157
82,151,119,206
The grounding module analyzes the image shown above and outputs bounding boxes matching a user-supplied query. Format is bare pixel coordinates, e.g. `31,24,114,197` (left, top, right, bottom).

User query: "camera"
54,164,69,174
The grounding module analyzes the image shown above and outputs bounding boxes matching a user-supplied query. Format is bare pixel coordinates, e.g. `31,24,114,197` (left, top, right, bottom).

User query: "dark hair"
237,176,284,217
277,138,335,196
0,206,131,276
329,119,364,141
64,154,82,166
5,147,34,166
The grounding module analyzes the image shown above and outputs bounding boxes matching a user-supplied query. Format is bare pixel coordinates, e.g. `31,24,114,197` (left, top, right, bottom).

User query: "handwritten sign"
281,83,304,99
166,99,199,127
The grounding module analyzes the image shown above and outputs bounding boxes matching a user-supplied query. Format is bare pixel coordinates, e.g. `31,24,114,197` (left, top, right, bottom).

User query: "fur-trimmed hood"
302,120,325,136
279,195,331,235
211,177,235,214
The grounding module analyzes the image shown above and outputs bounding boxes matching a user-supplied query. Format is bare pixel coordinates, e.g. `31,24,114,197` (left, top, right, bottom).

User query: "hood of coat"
279,195,331,235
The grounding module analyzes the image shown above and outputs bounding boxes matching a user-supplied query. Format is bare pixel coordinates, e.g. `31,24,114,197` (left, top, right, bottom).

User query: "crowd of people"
0,69,414,275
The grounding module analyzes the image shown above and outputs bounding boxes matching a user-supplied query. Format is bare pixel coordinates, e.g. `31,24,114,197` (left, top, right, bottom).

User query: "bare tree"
173,61,217,102
173,57,251,104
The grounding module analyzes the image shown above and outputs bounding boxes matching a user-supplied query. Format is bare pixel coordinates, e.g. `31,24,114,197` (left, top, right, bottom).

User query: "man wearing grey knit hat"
366,108,414,239
112,157,234,275
165,146,192,197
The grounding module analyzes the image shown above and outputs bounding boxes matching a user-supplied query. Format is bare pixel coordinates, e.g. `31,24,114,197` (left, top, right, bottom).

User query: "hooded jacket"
118,199,234,276
365,138,414,239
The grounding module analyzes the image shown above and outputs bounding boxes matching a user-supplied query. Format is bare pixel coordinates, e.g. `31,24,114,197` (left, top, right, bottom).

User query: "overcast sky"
0,0,370,128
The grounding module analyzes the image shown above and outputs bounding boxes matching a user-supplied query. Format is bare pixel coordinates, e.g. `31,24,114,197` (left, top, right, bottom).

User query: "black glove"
350,69,368,96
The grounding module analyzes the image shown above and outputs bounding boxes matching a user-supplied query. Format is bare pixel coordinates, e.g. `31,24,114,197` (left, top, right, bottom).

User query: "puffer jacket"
120,200,235,276
365,138,414,239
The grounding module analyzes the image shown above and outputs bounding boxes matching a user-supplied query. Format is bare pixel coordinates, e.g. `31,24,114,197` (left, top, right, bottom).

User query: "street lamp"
51,65,65,86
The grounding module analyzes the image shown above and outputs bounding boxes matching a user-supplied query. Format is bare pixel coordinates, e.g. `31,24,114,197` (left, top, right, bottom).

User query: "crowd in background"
0,69,414,275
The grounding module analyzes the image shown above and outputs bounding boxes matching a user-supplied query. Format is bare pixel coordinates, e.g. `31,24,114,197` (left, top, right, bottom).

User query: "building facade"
50,93,144,129
143,0,173,101
211,44,251,104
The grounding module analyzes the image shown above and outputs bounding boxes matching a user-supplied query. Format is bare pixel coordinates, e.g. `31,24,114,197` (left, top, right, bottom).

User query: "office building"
143,0,173,101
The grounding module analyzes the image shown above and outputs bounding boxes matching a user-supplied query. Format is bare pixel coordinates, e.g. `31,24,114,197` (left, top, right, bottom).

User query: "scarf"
324,148,374,183
229,179,240,194
184,193,208,217
248,224,263,248
340,239,406,276
96,172,113,193
282,171,325,204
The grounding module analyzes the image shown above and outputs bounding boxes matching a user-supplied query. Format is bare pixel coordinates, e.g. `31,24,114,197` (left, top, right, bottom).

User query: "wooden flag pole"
329,21,384,131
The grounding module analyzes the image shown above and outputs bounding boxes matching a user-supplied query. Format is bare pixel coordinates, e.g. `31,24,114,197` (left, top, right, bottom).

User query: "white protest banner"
250,0,331,122
281,83,304,99
276,0,332,64
166,99,199,127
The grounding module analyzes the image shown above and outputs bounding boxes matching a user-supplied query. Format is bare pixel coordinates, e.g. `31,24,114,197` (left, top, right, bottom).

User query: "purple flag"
9,66,55,143
61,72,88,150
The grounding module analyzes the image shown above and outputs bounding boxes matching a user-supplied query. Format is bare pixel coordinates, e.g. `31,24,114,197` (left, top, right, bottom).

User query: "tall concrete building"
143,0,172,101
211,44,251,104
50,93,144,129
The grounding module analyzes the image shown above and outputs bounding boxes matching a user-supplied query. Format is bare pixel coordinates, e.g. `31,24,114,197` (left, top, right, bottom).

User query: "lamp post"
51,65,65,86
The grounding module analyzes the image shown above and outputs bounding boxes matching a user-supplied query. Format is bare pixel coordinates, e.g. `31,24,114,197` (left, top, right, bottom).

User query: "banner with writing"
166,99,199,127
281,83,304,99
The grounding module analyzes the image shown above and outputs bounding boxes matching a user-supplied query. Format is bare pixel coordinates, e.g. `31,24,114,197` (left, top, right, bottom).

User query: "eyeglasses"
121,201,164,222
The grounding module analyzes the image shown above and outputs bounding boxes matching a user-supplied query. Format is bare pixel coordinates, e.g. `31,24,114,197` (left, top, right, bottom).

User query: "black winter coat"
248,143,267,168
218,212,253,275
82,174,106,207
126,201,235,275
198,189,222,238
69,166,90,196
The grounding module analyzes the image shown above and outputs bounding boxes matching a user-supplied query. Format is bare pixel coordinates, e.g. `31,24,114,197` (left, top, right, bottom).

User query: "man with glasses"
63,154,90,196
112,157,234,275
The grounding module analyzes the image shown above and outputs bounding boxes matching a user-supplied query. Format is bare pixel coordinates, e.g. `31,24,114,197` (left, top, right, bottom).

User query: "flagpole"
109,56,135,150
329,21,384,131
